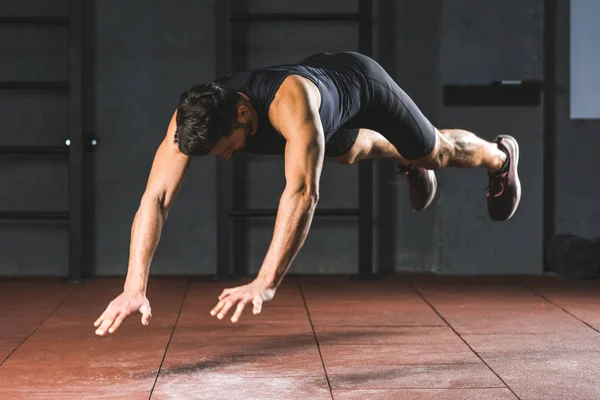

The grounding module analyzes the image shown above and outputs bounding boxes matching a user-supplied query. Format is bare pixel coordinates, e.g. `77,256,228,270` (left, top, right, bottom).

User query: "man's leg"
329,128,437,212
329,128,408,165
410,128,520,221
416,129,506,172
342,53,521,221
330,127,520,221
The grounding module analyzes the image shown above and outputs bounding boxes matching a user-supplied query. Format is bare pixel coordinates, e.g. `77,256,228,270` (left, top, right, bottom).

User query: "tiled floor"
0,274,599,399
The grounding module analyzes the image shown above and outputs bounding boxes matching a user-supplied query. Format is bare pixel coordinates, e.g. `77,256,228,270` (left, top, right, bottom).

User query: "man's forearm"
257,188,318,288
124,196,168,295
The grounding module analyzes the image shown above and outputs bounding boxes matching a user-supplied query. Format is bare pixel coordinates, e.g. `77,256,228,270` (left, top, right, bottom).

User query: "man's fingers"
218,289,231,301
107,312,126,334
253,298,263,315
140,304,152,326
216,300,234,320
95,313,116,336
230,300,248,323
210,299,227,317
94,310,107,327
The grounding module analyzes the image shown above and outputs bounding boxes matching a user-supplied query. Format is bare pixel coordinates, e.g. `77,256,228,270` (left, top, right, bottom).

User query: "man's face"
210,122,252,159
209,102,256,159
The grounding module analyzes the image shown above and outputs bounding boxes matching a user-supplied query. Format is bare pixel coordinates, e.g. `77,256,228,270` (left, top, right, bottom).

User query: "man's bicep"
283,121,325,195
271,75,326,194
145,111,191,208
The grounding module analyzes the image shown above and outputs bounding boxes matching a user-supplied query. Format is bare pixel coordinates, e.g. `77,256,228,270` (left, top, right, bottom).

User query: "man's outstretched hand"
94,291,152,336
211,279,276,323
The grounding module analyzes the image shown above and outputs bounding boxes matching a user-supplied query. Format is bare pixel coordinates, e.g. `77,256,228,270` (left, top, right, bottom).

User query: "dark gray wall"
388,0,443,273
5,0,590,278
233,0,362,275
0,0,70,275
437,0,544,274
92,0,217,275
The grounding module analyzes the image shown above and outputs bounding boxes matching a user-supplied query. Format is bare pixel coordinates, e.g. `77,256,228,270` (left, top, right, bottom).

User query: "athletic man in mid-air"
94,52,520,336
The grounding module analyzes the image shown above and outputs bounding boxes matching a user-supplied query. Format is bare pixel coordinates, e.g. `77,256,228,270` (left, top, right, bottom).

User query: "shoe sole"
413,169,437,211
496,134,521,221
422,169,437,211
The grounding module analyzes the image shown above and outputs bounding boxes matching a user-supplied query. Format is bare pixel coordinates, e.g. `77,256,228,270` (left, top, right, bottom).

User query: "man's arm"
124,111,190,294
255,76,325,287
95,110,190,335
210,75,324,322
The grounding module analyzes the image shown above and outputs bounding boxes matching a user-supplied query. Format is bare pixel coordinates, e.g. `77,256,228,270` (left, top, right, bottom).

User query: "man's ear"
237,103,249,120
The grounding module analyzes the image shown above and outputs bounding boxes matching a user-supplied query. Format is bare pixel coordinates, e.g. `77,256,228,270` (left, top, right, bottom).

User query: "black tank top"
215,52,370,155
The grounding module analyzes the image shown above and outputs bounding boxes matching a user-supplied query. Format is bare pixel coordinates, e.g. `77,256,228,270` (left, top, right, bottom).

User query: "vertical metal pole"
543,0,557,271
356,0,376,279
67,0,86,282
376,0,397,275
215,0,235,279
232,1,250,278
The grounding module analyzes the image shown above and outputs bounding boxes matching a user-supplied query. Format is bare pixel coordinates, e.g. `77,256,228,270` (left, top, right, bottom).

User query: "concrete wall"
436,0,544,274
3,0,588,278
91,0,217,275
0,0,70,275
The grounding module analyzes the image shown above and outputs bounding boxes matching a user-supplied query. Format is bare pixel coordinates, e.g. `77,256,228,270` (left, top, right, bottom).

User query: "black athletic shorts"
324,128,360,158
324,53,437,160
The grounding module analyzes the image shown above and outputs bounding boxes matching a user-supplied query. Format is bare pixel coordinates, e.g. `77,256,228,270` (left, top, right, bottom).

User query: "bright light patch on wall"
570,0,600,119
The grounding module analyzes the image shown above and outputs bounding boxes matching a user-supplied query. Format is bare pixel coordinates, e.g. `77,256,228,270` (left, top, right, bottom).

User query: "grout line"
525,286,600,334
409,283,522,400
0,283,77,367
333,387,510,391
308,325,447,328
148,278,192,400
297,276,334,400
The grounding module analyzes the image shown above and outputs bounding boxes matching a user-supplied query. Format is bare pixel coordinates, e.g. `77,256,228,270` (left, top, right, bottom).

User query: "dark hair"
174,82,242,156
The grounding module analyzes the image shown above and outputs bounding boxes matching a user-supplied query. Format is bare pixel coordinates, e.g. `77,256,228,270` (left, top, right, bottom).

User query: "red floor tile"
0,328,173,392
166,329,318,355
314,326,465,346
161,329,323,377
307,302,445,327
533,291,600,331
463,331,600,400
0,392,149,400
152,375,331,400
326,363,503,390
3,276,598,400
320,343,480,367
462,330,600,354
302,278,444,328
0,281,73,334
0,278,188,394
414,281,590,335
332,388,518,400
478,351,600,399
432,304,590,335
0,337,25,364
299,276,419,303
0,281,74,364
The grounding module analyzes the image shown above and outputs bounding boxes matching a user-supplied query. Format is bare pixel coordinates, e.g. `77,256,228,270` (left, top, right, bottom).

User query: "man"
94,52,520,336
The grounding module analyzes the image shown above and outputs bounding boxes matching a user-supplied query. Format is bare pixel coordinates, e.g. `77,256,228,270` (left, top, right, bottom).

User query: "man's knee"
411,130,452,170
331,151,357,165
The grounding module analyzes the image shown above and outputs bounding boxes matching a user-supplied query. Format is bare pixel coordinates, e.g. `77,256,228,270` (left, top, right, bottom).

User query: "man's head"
175,82,256,158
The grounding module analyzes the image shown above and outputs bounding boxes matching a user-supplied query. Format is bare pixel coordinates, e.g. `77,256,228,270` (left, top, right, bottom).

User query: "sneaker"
399,165,437,211
487,135,521,221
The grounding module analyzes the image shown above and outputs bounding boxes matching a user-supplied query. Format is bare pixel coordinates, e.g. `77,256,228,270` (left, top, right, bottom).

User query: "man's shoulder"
273,75,317,106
